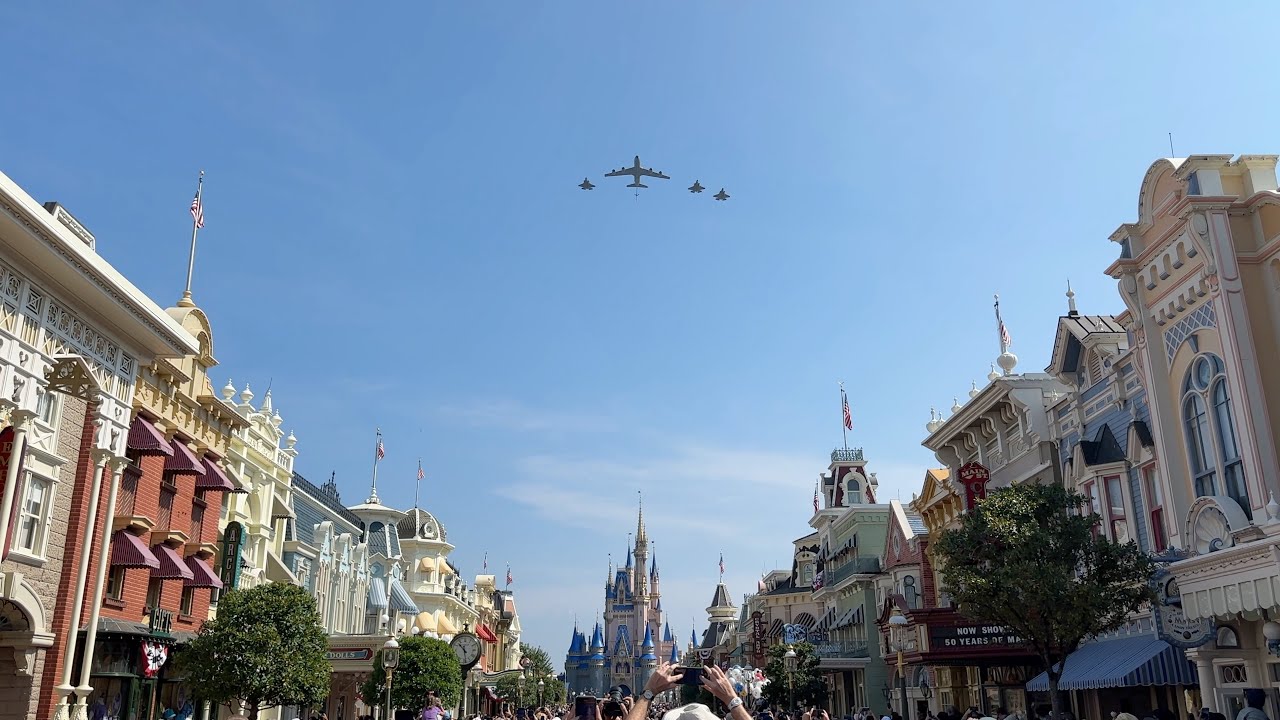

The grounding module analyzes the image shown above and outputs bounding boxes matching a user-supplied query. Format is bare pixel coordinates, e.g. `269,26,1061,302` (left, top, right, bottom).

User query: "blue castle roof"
639,626,657,660
690,629,698,646
590,622,605,651
663,624,674,643
668,643,680,664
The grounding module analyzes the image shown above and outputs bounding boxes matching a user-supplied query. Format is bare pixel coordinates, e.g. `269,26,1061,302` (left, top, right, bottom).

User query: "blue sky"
5,3,1280,657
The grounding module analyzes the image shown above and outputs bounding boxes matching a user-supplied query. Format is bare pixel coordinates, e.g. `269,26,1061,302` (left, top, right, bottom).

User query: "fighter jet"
688,181,705,194
605,156,671,188
713,188,730,201
579,178,595,191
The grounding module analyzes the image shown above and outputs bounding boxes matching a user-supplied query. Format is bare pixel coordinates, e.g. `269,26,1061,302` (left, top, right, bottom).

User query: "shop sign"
957,462,990,511
141,642,170,678
148,607,173,636
929,624,1024,649
219,522,245,590
751,612,766,668
782,624,808,645
326,648,374,661
1152,568,1212,649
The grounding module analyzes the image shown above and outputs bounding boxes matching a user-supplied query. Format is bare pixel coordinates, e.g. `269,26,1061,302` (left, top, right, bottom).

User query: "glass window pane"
1105,476,1125,517
1213,381,1242,463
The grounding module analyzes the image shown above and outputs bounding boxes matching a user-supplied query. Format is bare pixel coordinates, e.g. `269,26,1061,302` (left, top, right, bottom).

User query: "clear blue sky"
5,3,1280,657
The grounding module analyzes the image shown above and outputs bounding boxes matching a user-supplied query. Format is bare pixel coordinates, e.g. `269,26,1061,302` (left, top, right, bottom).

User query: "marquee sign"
929,624,1024,650
751,612,766,668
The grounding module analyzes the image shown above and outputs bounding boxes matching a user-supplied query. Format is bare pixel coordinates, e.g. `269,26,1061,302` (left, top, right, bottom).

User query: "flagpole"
839,382,848,451
369,428,381,503
415,458,422,509
995,294,1007,354
181,171,204,306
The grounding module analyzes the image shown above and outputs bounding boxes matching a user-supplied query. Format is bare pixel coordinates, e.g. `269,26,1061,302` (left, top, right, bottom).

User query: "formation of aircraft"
577,156,729,200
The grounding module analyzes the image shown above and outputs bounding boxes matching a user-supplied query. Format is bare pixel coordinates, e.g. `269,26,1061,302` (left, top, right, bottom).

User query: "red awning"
127,417,173,456
196,458,236,492
151,544,194,580
183,556,223,588
164,440,204,475
477,623,499,643
110,531,160,569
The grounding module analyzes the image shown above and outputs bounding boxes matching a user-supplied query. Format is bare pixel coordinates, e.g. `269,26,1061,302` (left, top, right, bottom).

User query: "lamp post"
383,637,401,720
783,644,797,716
471,665,483,717
538,678,545,708
518,670,526,711
888,609,909,719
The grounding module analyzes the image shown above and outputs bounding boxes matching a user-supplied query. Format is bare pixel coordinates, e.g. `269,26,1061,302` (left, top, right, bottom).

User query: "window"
16,474,51,555
180,587,195,616
903,575,919,609
1213,380,1249,516
146,579,163,610
1081,481,1102,537
1104,475,1128,543
1144,466,1166,551
35,391,59,426
1216,626,1241,649
1183,354,1251,516
107,567,127,601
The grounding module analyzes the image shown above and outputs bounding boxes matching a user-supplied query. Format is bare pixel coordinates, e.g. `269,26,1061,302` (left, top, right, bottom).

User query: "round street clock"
451,631,481,668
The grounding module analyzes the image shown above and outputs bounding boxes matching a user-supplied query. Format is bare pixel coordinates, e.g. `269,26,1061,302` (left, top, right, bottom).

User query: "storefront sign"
148,607,173,636
929,624,1024,649
141,642,170,678
1152,569,1212,648
782,624,808,645
957,462,990,511
219,521,245,590
751,612,766,667
326,648,374,661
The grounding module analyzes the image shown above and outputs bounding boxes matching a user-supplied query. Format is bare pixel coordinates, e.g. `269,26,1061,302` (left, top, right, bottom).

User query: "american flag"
813,480,820,514
506,565,513,586
417,460,424,481
718,553,725,576
375,434,385,461
841,390,853,431
996,296,1012,347
190,190,204,229
483,552,488,571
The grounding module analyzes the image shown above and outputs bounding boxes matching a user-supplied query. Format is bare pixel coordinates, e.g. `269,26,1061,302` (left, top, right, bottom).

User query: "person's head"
662,705,720,720
1246,690,1268,710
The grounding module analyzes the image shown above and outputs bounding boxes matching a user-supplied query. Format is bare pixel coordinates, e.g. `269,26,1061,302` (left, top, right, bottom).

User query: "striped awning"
164,440,204,475
196,458,236,492
111,531,160,569
184,556,224,588
1025,634,1196,691
415,612,438,633
368,578,388,610
388,578,418,614
813,608,836,632
127,417,173,456
150,544,194,580
767,619,785,638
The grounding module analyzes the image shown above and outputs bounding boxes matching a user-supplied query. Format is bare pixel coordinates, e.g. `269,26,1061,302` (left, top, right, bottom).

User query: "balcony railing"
825,556,881,586
831,447,864,463
813,641,868,658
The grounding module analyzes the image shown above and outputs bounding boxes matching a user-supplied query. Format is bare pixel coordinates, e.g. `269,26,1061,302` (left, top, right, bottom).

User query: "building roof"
1079,424,1125,466
700,620,733,649
292,472,363,528
709,583,732,608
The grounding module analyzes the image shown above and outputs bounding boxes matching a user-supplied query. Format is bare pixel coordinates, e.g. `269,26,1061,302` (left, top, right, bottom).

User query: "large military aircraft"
605,156,671,188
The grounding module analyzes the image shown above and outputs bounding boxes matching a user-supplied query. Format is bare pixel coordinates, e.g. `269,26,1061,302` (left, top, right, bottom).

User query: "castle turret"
668,641,680,665
634,502,649,597
589,622,607,696
637,625,658,689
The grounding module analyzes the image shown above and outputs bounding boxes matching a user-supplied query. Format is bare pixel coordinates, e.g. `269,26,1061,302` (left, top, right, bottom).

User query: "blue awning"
388,577,419,614
368,578,388,610
1026,635,1197,691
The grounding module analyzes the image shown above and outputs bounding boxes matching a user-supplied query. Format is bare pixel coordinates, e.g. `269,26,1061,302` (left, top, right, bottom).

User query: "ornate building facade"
0,172,202,720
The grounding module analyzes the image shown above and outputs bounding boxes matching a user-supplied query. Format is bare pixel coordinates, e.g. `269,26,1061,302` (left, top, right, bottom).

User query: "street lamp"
538,678,545,708
470,665,483,717
783,645,797,716
888,608,910,719
518,670,526,710
383,637,401,720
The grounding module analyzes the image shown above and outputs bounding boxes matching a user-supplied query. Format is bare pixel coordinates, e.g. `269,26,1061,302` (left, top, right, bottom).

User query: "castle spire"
636,490,648,543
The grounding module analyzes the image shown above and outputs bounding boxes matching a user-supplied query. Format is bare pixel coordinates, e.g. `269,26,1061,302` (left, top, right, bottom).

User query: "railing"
813,641,869,658
825,556,881,586
831,447,864,463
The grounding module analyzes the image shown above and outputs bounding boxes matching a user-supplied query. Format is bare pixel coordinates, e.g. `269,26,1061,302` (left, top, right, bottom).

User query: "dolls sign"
957,462,990,511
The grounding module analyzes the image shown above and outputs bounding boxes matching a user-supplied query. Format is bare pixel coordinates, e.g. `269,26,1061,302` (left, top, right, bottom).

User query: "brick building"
0,169,201,720
68,296,245,720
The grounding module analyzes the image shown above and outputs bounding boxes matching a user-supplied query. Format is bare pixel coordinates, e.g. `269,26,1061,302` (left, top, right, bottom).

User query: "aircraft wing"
604,167,632,177
640,168,670,179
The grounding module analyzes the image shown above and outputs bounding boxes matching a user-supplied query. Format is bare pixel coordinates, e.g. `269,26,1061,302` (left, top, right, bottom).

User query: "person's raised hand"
701,665,736,706
645,662,685,695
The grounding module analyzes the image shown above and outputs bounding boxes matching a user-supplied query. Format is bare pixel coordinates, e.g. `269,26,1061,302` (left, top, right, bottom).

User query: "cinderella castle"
565,502,679,695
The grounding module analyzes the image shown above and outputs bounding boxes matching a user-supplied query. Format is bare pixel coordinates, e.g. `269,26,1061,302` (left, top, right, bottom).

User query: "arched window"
1213,380,1248,513
1184,394,1216,497
1182,354,1251,517
903,575,919,609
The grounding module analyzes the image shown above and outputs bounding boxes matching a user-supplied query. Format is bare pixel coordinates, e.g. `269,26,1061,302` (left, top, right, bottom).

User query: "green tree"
175,583,329,720
363,636,464,712
510,644,566,705
932,483,1157,720
761,643,827,712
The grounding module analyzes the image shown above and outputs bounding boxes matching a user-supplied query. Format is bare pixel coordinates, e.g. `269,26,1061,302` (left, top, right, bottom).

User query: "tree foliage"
761,642,827,712
362,636,464,711
494,644,566,705
932,483,1157,718
175,583,330,720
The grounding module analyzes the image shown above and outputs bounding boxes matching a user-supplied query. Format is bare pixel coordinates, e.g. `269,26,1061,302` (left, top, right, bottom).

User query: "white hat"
662,704,720,720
